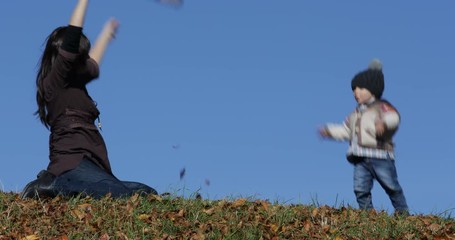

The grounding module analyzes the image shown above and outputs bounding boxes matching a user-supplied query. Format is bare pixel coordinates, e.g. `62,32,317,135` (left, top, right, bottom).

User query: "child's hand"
375,119,386,136
318,127,330,138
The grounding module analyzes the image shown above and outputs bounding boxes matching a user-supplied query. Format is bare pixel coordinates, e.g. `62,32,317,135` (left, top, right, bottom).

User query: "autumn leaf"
129,193,139,204
178,209,185,217
269,224,279,233
428,223,442,233
217,200,227,208
147,194,163,202
204,179,210,186
259,200,270,211
126,194,140,215
304,220,312,232
191,232,206,240
78,203,92,212
71,209,85,221
179,168,186,180
21,235,40,240
98,233,110,240
115,232,129,240
233,198,247,208
138,214,150,220
322,224,331,233
203,207,215,215
155,0,183,8
312,208,319,218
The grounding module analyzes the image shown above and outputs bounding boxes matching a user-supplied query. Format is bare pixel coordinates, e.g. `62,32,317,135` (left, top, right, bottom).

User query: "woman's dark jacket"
43,26,112,176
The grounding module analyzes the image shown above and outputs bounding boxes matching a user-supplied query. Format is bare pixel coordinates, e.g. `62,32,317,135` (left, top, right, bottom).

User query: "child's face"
353,87,374,104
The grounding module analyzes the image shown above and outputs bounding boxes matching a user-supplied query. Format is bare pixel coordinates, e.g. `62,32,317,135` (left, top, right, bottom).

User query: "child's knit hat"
351,59,384,99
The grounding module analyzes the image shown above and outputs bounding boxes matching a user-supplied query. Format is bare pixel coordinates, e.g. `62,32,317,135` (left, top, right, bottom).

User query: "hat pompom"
368,59,382,71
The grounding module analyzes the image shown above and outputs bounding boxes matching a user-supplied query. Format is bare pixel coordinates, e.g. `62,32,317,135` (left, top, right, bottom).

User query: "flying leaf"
179,168,186,180
155,0,183,8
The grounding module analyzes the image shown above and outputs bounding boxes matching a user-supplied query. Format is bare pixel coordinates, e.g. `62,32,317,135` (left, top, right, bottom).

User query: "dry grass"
1,191,454,239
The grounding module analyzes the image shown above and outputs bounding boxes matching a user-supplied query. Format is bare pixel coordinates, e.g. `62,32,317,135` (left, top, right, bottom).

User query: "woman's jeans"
21,159,157,199
353,157,408,213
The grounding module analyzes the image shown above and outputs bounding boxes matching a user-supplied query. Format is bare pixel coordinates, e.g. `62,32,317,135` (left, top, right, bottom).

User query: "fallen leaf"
203,208,215,215
115,232,129,240
72,209,85,221
233,198,247,208
178,209,185,217
78,203,92,212
237,221,243,228
129,194,139,203
138,214,150,220
312,208,319,218
269,224,279,232
258,200,270,211
148,194,163,202
428,223,441,233
304,220,312,232
191,232,205,240
21,235,40,240
99,233,110,240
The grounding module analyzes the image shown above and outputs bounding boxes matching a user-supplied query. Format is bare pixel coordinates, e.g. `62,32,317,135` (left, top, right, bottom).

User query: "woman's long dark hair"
35,26,91,128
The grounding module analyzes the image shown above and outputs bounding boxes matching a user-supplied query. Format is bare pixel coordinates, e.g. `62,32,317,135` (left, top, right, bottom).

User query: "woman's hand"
105,18,120,41
90,18,120,65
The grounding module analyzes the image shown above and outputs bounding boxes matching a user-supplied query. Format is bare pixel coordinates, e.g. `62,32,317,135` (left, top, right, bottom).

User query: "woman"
21,0,157,199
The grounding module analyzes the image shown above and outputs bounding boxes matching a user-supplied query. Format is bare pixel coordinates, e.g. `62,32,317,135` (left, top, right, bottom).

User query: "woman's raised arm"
89,18,119,65
69,0,88,27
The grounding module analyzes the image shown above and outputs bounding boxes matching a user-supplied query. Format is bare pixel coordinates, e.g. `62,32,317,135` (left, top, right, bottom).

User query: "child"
21,0,157,199
319,59,409,215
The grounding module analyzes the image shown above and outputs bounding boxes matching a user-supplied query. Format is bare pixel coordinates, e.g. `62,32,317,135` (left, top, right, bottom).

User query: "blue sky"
1,0,454,215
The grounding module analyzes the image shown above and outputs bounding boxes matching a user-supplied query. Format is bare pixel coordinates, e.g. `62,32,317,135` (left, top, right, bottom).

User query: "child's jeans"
21,158,157,199
353,157,408,213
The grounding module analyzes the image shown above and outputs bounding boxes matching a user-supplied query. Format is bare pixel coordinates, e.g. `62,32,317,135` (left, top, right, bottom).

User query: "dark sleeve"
61,25,83,53
74,58,100,84
42,50,78,99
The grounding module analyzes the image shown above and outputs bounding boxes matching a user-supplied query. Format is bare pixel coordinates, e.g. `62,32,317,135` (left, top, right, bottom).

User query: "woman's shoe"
20,170,57,199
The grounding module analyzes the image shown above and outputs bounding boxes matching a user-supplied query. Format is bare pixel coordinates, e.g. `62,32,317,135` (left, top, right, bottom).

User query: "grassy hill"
1,191,454,239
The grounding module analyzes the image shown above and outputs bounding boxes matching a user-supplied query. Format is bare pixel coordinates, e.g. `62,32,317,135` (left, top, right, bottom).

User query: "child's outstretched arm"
69,0,88,27
319,119,351,141
89,19,119,65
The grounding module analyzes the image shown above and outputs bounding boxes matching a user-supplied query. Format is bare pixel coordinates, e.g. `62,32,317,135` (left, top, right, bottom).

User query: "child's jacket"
325,100,400,160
